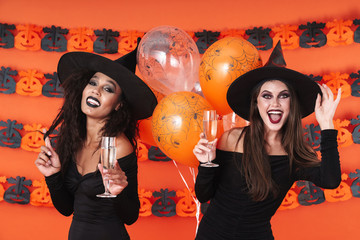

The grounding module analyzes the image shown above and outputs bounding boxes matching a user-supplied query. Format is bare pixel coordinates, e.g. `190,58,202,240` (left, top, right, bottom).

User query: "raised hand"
34,137,61,177
315,84,341,130
193,133,217,164
98,161,128,196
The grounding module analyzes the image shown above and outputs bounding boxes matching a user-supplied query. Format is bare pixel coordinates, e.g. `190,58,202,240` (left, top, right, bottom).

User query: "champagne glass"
96,136,117,198
201,110,219,167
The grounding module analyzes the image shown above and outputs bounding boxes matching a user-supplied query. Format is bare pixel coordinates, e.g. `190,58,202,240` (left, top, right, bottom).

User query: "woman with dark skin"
193,42,342,239
35,46,157,240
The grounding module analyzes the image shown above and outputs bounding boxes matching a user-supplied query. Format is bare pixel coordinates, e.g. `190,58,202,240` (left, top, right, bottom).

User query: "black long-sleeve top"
195,130,341,240
45,151,140,240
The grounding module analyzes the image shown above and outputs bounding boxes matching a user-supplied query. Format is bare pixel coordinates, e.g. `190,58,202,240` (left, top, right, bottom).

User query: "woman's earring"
115,103,123,111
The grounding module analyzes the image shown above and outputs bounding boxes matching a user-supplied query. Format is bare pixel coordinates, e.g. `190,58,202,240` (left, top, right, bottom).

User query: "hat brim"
226,66,321,121
57,52,157,120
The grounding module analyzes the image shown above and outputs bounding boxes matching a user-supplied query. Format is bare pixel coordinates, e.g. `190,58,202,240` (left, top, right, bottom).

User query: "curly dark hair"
45,70,138,174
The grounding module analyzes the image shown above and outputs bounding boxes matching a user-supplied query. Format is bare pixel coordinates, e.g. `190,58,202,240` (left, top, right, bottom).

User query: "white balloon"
137,26,200,95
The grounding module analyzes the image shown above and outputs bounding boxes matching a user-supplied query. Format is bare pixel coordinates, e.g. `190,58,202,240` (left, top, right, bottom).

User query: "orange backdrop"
1,0,360,239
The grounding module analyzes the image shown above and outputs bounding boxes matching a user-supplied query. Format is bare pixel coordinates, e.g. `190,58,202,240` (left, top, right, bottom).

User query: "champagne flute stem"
207,143,211,164
106,179,109,194
106,178,112,194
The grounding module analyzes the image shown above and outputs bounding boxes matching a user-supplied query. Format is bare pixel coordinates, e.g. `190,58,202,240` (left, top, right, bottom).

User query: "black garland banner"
1,170,360,216
1,18,360,55
0,66,360,98
1,16,360,219
1,114,360,153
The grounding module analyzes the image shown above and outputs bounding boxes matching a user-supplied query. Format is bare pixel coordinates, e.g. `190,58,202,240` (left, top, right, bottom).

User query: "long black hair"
45,70,138,174
235,79,319,201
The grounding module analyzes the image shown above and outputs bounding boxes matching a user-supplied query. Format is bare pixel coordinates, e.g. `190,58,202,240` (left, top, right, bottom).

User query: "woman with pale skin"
35,44,157,240
193,42,342,240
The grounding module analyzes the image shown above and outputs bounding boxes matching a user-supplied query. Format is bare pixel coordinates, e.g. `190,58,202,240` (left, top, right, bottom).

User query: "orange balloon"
199,37,262,115
139,118,157,146
151,91,213,167
138,88,165,146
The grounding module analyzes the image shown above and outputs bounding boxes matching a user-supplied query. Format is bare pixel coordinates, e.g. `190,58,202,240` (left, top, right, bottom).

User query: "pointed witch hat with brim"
57,38,157,120
226,41,321,121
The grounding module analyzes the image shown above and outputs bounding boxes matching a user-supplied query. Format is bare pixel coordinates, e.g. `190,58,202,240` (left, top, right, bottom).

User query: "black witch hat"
226,41,321,121
57,39,157,120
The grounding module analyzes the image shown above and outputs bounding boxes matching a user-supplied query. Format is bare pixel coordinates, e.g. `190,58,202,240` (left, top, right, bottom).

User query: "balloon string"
189,167,196,183
189,166,201,235
172,160,201,237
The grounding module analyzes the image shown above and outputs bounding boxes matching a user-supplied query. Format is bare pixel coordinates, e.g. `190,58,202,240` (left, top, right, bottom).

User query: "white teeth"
87,98,100,106
268,110,282,115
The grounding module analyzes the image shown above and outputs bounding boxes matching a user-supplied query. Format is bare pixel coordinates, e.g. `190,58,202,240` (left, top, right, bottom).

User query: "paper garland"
1,15,360,220
1,65,360,98
1,117,360,215
1,117,359,215
0,170,359,216
0,68,64,98
1,18,360,55
1,115,360,153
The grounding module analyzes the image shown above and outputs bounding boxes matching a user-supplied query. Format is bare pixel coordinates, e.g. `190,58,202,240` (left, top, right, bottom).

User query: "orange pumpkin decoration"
15,24,42,51
0,176,6,202
324,173,352,202
333,119,353,148
272,24,299,50
16,69,43,96
199,37,262,115
326,20,354,47
323,72,351,98
30,179,53,207
138,188,152,217
68,27,94,52
176,188,197,217
137,140,149,162
151,91,213,167
20,124,46,152
118,30,144,55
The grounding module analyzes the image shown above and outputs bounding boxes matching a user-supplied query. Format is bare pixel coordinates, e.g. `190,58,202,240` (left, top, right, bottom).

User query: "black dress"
45,151,140,240
195,130,341,240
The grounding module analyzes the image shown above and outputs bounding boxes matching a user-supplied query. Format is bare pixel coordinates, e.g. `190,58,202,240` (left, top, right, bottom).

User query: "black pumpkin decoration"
4,176,32,204
0,120,23,148
299,22,327,48
94,29,119,54
41,25,69,52
42,72,64,98
297,181,325,206
246,27,273,50
151,188,176,217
